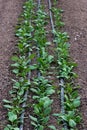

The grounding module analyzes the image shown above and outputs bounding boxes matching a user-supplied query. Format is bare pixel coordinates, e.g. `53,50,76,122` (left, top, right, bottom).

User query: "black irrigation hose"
38,0,41,8
37,0,41,78
19,91,28,130
19,51,31,130
60,79,68,130
48,0,68,129
48,0,55,31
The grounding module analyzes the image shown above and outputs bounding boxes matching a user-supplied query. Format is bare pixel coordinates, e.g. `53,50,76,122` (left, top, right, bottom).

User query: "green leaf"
68,111,75,117
30,88,38,93
60,115,67,121
4,127,9,130
45,42,51,45
13,82,20,89
3,99,12,104
33,96,39,99
34,105,39,114
29,115,37,122
38,125,44,130
69,119,76,127
48,125,56,130
14,128,19,130
18,89,24,96
44,98,53,108
11,63,19,67
53,113,60,117
12,69,19,74
18,43,24,49
29,65,37,70
15,82,20,87
44,107,51,115
28,54,35,60
48,55,54,63
4,124,13,130
73,98,80,107
42,116,49,124
4,105,13,109
71,91,78,98
8,112,17,122
46,88,55,95
11,56,19,61
31,121,37,127
75,115,82,123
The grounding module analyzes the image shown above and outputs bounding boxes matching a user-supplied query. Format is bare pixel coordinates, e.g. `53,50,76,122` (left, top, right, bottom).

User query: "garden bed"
0,0,87,130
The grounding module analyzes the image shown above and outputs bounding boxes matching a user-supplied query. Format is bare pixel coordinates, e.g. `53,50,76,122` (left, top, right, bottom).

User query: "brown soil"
0,0,87,130
0,0,25,129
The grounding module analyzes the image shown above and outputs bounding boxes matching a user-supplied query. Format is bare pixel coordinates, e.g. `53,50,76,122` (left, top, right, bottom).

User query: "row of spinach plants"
3,0,35,130
29,4,56,130
51,1,81,130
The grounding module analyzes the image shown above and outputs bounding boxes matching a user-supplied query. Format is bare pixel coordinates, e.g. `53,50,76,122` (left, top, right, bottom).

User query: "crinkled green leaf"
8,112,17,122
69,119,76,127
73,98,80,107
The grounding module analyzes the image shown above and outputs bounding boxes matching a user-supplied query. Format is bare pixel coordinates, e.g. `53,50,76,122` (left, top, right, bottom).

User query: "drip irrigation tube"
48,0,68,129
38,0,41,8
37,0,41,77
48,0,55,31
19,91,28,130
19,53,31,130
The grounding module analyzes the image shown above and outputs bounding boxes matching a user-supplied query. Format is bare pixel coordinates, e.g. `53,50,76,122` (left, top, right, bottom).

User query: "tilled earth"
0,0,87,130
0,0,25,129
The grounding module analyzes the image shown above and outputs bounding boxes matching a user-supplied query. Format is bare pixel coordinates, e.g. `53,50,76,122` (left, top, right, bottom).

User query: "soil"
0,0,25,129
0,0,87,130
